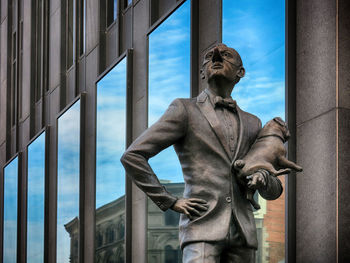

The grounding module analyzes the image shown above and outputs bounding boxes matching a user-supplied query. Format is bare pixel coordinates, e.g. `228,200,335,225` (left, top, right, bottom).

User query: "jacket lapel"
233,105,251,161
196,92,232,158
232,105,244,161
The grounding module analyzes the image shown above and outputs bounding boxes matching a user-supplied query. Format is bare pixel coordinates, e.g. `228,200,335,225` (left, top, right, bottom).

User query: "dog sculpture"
232,117,303,209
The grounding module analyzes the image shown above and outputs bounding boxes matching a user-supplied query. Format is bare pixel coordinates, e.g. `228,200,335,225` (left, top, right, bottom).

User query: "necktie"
214,96,237,112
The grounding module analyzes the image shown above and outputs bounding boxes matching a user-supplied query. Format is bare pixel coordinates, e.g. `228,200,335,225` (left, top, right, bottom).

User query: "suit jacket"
121,90,283,249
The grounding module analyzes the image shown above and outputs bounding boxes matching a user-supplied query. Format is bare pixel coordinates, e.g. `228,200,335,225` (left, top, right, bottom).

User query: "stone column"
296,0,350,262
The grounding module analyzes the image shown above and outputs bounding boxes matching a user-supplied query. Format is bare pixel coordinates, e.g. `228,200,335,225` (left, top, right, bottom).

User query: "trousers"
182,215,256,263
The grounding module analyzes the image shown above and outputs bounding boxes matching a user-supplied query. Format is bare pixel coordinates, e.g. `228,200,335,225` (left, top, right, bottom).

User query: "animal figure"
233,117,303,209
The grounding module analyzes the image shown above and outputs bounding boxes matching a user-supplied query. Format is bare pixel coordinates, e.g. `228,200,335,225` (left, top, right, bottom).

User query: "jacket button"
226,197,232,203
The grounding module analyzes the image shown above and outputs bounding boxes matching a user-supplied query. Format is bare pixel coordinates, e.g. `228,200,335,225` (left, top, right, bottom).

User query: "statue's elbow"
120,151,130,166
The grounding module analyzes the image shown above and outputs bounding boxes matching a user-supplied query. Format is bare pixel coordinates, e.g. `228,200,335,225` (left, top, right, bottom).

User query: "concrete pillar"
296,0,350,262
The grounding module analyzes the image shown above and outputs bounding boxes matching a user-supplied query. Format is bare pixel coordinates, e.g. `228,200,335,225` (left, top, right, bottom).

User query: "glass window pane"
67,0,75,68
147,1,190,262
223,1,285,262
3,157,18,263
107,0,117,27
57,100,81,263
27,132,46,263
80,0,86,55
95,58,126,263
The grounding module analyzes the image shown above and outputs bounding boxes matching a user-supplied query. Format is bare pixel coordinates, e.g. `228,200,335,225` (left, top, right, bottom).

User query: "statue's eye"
205,52,213,59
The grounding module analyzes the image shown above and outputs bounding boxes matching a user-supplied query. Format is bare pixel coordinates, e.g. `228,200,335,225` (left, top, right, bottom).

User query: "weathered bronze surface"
121,43,301,262
233,117,303,209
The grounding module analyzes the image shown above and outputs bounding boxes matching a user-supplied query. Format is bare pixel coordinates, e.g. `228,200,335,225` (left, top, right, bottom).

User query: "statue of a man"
121,43,283,262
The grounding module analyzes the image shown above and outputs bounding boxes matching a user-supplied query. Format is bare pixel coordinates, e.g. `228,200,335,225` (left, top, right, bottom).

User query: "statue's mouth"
212,63,223,69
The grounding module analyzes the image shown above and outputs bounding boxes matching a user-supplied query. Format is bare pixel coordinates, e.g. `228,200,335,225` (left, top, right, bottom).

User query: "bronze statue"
233,117,303,210
121,43,299,262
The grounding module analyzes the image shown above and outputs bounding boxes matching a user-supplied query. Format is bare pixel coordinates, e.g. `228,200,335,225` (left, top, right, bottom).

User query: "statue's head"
201,43,245,85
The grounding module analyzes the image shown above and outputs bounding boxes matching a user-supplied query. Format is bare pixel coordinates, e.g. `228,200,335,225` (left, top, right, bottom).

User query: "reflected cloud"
223,1,285,262
3,157,18,263
224,0,285,125
148,1,190,185
95,57,127,262
57,101,81,263
96,58,127,208
27,132,45,263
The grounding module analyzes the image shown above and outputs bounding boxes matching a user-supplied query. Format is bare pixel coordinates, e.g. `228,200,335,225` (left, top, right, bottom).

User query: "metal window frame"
286,0,296,262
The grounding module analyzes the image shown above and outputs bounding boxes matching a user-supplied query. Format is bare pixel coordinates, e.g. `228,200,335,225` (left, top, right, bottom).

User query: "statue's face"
203,45,243,83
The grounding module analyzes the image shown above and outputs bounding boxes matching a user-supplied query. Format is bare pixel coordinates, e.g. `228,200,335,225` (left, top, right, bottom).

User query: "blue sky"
148,0,191,184
223,0,285,125
3,157,18,263
96,59,127,208
57,100,81,263
146,0,285,185
27,132,46,263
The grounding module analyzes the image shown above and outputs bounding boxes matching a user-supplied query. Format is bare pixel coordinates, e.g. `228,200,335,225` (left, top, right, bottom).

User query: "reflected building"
65,180,284,263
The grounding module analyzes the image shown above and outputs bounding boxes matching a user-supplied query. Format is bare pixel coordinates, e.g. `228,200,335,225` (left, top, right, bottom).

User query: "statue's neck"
207,78,234,98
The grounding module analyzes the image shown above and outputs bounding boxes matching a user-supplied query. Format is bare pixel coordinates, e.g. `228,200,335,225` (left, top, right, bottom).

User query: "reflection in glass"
95,58,126,263
147,1,190,262
67,0,75,68
27,132,46,263
223,1,285,262
57,100,80,263
3,157,18,263
107,0,118,27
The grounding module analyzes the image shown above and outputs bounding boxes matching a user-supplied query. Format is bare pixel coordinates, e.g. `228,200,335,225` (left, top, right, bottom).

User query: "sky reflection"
223,0,285,125
223,1,285,262
3,157,18,263
96,58,127,208
57,100,81,263
27,132,46,263
148,0,190,184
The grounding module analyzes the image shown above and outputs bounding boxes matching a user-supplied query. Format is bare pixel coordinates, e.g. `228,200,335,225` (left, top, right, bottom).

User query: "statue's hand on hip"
171,198,209,220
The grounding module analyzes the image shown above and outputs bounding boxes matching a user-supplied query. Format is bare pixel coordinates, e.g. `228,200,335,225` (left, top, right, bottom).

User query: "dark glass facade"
2,0,346,263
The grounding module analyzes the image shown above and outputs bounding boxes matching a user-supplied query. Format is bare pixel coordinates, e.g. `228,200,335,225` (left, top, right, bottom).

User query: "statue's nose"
212,47,223,63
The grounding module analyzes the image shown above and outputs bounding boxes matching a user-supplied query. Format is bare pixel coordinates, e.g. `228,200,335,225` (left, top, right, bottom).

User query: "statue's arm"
246,118,283,200
120,99,188,211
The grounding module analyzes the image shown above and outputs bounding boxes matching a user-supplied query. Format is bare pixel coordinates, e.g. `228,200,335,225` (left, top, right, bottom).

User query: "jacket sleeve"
257,169,283,200
120,99,188,211
253,118,283,200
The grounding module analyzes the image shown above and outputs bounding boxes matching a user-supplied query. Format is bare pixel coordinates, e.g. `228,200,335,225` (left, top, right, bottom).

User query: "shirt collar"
204,88,234,106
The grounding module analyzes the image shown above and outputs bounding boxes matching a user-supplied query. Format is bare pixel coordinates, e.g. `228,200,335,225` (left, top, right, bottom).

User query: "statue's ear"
237,67,245,78
200,68,206,79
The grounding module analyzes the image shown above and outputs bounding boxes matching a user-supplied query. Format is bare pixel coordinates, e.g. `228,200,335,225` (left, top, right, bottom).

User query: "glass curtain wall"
27,132,46,263
223,1,286,262
57,100,81,263
3,157,18,263
95,58,127,263
147,1,190,262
